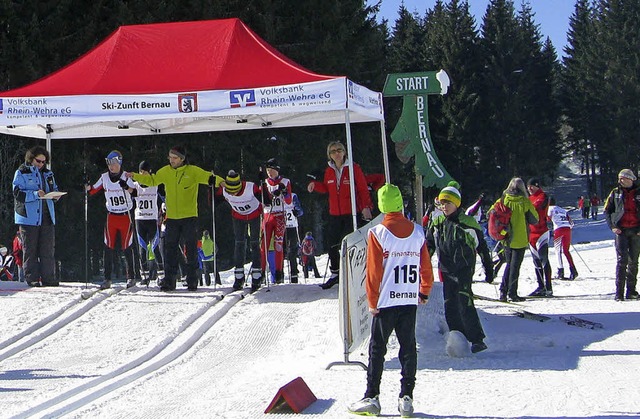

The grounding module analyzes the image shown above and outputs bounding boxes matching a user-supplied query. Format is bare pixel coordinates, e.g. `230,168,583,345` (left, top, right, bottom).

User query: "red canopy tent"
0,18,385,142
0,17,389,222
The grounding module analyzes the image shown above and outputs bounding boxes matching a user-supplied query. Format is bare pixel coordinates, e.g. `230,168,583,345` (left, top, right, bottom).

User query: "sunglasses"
34,158,46,164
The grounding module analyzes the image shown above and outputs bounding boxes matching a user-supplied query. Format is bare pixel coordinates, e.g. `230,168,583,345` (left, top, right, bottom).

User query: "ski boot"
99,279,112,290
250,268,262,293
556,268,566,280
528,287,546,297
126,278,136,289
232,268,245,291
274,271,284,284
320,272,339,290
569,266,578,281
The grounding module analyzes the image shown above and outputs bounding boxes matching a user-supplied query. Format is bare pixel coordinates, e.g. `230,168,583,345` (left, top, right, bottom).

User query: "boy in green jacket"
427,181,493,353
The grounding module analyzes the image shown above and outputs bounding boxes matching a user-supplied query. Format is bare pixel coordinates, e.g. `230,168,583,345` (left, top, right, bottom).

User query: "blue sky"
373,0,576,56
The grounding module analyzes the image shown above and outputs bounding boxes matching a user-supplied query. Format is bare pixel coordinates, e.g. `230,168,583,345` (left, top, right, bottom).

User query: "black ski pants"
232,217,261,271
326,215,365,273
365,305,417,399
285,227,299,278
164,217,198,289
442,270,485,344
500,246,526,298
615,227,640,296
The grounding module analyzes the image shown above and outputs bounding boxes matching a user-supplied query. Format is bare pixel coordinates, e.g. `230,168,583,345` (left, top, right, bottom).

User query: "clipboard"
38,191,67,199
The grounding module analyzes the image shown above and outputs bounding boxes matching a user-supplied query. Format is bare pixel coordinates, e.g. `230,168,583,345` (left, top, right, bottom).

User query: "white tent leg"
379,120,390,182
344,110,358,232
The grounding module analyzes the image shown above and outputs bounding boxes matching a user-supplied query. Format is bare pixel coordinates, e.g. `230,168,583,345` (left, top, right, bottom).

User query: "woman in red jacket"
307,141,373,289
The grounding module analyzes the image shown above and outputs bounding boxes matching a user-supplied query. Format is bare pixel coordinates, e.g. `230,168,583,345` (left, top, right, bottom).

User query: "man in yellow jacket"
127,145,223,291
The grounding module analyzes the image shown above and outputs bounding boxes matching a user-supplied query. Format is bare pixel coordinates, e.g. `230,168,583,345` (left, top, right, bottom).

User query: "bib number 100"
393,264,418,284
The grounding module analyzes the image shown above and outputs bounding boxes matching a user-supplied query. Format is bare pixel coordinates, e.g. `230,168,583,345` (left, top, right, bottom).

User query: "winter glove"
419,293,429,301
118,179,130,190
257,168,266,182
484,268,494,284
272,183,286,196
292,209,299,217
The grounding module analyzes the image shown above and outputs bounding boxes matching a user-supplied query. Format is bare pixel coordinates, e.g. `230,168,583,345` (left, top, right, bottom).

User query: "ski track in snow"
1,170,640,417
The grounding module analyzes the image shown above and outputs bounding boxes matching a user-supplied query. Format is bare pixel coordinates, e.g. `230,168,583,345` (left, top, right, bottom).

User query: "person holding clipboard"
13,145,64,287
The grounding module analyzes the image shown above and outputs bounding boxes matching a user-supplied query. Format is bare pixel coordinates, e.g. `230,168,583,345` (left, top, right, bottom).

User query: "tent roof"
3,18,337,97
4,18,335,97
0,19,383,139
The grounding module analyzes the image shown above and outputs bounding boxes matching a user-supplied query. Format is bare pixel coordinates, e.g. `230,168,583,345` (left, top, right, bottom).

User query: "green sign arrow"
383,70,450,97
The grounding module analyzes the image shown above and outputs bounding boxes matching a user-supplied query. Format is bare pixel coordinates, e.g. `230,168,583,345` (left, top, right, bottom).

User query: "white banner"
0,79,349,125
338,213,384,353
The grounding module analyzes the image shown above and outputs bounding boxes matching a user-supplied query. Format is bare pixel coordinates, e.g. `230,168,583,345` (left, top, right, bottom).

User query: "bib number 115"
393,264,418,284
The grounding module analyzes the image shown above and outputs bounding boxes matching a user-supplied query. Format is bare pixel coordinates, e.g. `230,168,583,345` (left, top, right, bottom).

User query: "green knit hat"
377,183,403,213
438,181,462,208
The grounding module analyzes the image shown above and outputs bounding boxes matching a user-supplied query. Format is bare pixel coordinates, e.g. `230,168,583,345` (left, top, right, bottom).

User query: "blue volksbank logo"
229,90,256,108
0,99,3,114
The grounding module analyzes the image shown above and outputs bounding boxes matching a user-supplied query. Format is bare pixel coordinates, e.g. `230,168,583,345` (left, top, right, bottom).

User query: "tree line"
0,0,637,280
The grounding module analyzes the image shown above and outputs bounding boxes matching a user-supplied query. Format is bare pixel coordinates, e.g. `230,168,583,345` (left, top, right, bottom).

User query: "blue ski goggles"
105,156,122,165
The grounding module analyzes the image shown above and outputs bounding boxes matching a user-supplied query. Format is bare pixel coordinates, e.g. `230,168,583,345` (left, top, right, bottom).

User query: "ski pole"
258,167,270,292
570,243,592,272
83,142,89,289
210,182,218,290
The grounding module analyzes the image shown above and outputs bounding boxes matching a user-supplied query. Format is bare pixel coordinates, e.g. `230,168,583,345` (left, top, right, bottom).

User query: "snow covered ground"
1,173,640,418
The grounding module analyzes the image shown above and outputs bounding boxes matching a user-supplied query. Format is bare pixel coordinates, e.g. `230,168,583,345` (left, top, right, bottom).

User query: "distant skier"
547,197,578,280
590,193,601,220
300,231,321,279
527,178,553,297
283,192,304,283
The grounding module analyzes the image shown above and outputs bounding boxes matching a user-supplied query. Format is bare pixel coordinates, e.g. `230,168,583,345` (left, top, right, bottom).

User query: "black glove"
484,271,494,284
419,293,429,301
119,179,130,190
258,167,266,182
208,174,216,186
292,209,299,217
484,264,494,283
272,183,286,196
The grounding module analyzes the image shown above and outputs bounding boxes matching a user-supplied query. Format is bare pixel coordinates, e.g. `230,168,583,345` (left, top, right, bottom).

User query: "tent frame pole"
344,110,358,232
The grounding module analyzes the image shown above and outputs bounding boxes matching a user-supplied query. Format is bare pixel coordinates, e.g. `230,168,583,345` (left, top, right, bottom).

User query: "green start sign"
383,70,450,97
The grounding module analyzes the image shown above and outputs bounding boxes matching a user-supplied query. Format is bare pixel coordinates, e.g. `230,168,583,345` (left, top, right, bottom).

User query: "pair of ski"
475,294,604,329
512,310,603,329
